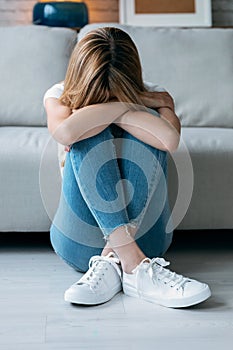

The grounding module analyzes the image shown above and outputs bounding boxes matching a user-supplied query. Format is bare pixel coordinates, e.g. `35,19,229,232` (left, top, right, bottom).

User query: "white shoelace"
77,254,122,291
134,257,190,294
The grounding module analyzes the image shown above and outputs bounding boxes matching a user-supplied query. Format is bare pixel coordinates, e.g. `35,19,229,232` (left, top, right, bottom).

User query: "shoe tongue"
131,258,151,273
107,252,117,259
153,257,170,268
142,258,151,264
105,252,120,264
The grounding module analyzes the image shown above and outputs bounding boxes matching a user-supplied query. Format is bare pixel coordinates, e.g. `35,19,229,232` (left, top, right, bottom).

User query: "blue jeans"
50,125,173,272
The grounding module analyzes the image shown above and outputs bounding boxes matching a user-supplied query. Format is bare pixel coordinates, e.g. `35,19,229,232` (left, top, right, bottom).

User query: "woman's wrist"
157,107,181,135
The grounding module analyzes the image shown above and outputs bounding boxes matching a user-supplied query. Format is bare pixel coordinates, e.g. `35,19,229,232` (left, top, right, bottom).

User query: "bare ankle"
105,224,146,273
121,253,146,274
113,241,146,273
101,246,114,257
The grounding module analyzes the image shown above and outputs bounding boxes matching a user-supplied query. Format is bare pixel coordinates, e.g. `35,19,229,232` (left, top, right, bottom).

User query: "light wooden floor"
0,231,232,350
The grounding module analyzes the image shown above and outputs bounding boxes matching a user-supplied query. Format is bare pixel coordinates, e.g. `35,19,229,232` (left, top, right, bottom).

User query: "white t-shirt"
43,81,165,176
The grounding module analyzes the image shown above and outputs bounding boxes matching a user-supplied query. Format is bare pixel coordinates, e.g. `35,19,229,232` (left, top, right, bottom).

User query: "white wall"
0,0,232,27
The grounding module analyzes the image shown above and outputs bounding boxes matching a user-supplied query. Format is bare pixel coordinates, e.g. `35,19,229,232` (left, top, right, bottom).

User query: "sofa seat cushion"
0,126,60,231
168,127,233,229
0,26,76,127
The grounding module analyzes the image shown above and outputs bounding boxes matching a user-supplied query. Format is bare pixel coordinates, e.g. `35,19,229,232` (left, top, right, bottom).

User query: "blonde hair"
60,27,146,109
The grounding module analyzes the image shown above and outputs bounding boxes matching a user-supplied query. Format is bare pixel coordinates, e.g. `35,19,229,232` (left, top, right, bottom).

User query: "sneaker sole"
123,284,211,308
64,284,122,305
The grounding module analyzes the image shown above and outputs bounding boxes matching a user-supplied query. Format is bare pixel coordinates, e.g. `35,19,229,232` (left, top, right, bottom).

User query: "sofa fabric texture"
168,127,233,230
0,127,56,231
0,24,233,232
0,25,76,126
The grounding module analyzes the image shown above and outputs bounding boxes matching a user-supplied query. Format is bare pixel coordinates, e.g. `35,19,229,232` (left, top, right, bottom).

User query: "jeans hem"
103,221,137,241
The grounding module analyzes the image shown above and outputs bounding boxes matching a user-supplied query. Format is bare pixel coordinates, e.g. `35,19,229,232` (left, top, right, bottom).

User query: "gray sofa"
0,24,232,232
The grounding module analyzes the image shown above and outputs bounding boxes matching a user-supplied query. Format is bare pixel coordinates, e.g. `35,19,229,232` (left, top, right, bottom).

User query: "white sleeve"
43,82,64,107
43,82,66,177
143,81,166,118
143,81,166,93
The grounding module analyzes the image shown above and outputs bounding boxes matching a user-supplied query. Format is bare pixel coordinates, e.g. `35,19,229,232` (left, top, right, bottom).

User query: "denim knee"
69,127,132,240
71,126,114,153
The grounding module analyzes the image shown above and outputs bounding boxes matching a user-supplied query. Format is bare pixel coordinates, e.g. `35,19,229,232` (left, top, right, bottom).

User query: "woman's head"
60,27,145,109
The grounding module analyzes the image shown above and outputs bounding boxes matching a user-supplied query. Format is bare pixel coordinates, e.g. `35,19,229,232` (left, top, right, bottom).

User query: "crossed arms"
45,91,181,153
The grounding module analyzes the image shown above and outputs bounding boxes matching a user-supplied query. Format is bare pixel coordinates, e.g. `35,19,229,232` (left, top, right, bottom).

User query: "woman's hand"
140,90,181,139
140,91,175,111
114,90,181,152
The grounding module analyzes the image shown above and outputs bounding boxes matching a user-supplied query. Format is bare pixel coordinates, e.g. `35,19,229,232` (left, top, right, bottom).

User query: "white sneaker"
64,252,122,305
123,257,211,308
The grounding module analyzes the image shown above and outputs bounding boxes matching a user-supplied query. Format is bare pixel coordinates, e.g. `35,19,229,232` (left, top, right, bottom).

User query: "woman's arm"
45,91,180,151
115,108,180,152
158,107,181,136
140,90,181,133
45,98,129,145
115,91,181,152
45,98,72,131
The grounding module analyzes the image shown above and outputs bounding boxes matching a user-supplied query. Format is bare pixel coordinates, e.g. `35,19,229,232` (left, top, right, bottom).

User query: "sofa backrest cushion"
0,25,76,126
79,24,233,128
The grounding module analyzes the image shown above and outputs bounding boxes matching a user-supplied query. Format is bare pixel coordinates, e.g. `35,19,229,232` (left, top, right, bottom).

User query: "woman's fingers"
140,91,175,111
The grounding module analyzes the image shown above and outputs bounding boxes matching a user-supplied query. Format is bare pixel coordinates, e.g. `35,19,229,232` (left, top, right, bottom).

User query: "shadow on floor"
0,231,53,250
169,229,233,252
0,229,232,252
